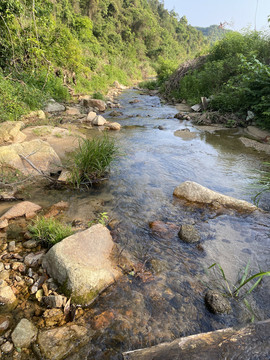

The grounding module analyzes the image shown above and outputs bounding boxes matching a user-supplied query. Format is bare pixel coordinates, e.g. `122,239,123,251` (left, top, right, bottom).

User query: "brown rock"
178,224,200,243
149,221,179,239
0,201,41,222
24,251,46,268
11,262,26,273
81,97,106,112
38,324,89,360
43,308,64,327
205,290,231,314
93,311,115,330
106,122,121,130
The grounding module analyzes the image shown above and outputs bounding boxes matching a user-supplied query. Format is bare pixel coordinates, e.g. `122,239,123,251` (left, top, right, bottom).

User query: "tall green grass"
28,217,74,247
67,135,120,188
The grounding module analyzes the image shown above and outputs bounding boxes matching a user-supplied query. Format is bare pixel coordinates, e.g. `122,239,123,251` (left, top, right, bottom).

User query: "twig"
19,154,55,182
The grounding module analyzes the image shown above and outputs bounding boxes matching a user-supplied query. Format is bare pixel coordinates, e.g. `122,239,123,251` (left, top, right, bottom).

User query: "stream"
1,89,270,359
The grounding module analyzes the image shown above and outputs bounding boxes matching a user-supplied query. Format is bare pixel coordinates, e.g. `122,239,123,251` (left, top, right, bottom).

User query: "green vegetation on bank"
66,135,120,188
28,216,74,247
163,30,270,129
0,0,207,121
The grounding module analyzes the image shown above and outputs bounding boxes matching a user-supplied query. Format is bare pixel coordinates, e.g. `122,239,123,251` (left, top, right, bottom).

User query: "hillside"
0,0,207,121
196,25,231,43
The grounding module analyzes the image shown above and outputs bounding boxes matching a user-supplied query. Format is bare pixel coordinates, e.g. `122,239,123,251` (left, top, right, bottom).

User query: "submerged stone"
173,181,258,212
11,318,38,349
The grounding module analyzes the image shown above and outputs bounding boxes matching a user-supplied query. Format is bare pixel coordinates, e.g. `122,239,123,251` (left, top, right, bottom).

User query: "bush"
28,217,74,247
67,135,120,188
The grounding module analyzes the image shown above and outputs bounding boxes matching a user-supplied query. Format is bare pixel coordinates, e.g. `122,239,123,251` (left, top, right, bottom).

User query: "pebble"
23,240,38,249
1,341,13,353
8,241,16,252
4,264,10,270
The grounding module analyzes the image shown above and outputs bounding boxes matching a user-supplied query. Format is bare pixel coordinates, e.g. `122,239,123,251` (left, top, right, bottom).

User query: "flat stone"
0,201,41,222
178,224,200,243
38,324,89,360
174,129,197,140
11,318,38,349
173,181,258,212
0,139,62,175
65,107,80,116
106,122,121,130
0,121,26,144
42,224,122,304
240,137,270,155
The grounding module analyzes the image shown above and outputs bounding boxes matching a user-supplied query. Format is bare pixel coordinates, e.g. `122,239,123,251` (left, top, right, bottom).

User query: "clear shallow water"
1,89,269,359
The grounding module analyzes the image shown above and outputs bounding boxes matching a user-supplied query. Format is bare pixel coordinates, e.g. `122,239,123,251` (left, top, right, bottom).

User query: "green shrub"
28,216,74,247
67,135,120,188
139,80,158,90
92,91,104,100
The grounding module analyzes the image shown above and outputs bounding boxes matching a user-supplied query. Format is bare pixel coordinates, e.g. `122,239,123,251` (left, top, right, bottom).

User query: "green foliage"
28,216,74,247
0,0,208,121
196,25,231,44
92,91,104,100
67,135,120,188
88,212,109,227
207,262,270,298
139,80,158,90
166,31,270,129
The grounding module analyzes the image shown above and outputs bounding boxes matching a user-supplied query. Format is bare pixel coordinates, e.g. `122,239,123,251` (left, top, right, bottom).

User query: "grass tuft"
28,216,74,247
66,135,120,188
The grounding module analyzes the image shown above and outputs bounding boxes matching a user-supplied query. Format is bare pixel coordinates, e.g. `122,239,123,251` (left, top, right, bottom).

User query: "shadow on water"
2,89,269,359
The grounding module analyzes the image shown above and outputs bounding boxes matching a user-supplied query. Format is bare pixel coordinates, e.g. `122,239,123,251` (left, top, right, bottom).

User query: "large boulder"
80,97,106,112
37,324,89,360
42,224,122,304
0,139,62,175
11,318,38,349
0,121,26,144
173,181,258,212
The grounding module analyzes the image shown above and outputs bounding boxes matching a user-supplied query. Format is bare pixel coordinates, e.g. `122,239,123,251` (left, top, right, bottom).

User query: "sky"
163,0,270,32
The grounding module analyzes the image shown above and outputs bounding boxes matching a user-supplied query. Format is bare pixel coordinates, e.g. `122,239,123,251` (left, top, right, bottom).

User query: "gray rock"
173,181,258,212
0,280,16,305
38,324,89,360
24,251,45,268
205,290,231,314
92,115,107,126
191,104,201,112
44,99,65,113
42,224,121,304
8,241,16,252
178,225,200,243
23,240,38,249
1,341,13,353
11,319,38,349
43,295,67,308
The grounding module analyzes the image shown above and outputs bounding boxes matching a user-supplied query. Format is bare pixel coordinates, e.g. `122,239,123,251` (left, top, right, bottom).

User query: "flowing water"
1,89,270,359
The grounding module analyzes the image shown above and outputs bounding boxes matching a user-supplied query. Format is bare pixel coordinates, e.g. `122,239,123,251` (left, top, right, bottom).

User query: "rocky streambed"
0,86,269,359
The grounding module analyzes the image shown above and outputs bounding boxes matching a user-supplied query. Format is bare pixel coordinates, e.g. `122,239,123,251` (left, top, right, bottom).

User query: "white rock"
92,115,107,126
